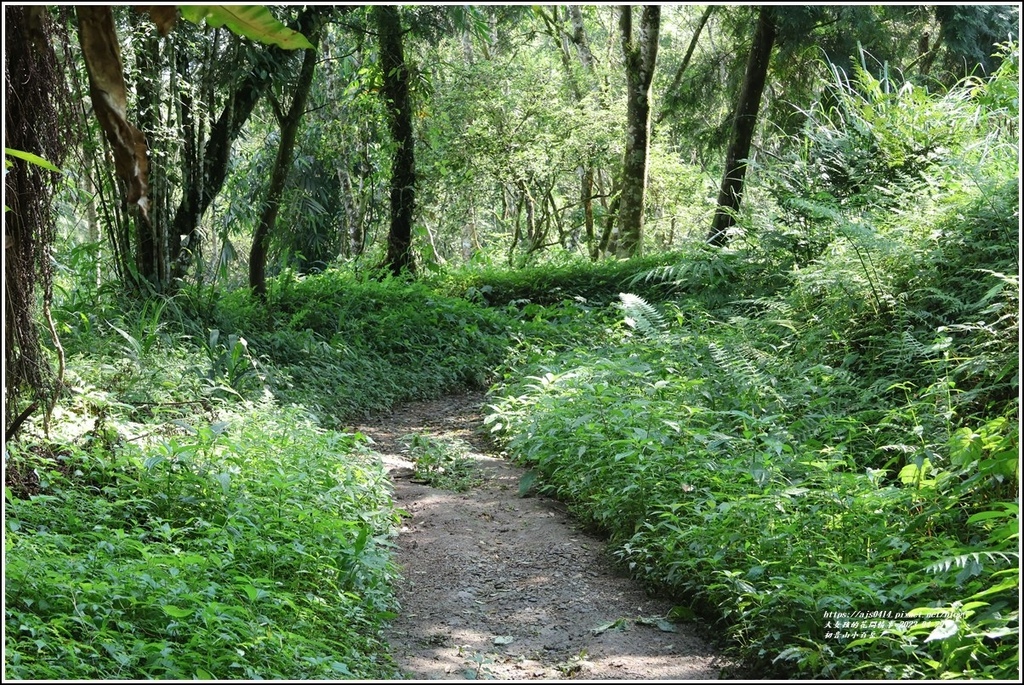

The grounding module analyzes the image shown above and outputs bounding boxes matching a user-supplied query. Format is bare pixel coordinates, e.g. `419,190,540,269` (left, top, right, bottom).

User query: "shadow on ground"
356,391,727,681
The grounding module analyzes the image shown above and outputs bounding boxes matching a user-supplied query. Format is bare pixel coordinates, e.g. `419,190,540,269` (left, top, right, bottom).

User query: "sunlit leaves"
179,6,313,50
5,403,399,679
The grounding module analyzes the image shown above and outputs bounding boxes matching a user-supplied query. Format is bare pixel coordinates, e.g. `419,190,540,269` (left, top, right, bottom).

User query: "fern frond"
618,292,667,337
628,263,689,289
925,551,1019,575
708,341,783,404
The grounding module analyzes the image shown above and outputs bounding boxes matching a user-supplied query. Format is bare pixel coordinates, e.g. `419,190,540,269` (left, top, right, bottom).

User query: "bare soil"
355,391,727,681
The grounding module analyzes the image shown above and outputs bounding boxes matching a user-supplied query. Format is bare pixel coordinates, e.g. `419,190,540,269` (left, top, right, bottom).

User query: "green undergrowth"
401,434,480,492
198,264,636,428
424,251,688,307
5,400,400,679
485,79,1020,677
205,273,512,426
8,286,409,678
488,278,1017,678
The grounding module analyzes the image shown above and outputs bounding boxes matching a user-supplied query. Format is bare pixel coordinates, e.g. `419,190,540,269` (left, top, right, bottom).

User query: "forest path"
354,390,726,680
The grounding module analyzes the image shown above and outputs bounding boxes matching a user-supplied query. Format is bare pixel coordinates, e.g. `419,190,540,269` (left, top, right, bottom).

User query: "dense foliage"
4,4,1018,681
486,46,1020,679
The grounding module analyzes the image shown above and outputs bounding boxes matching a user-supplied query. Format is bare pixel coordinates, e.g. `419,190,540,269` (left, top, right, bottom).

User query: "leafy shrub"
207,272,512,425
425,252,687,307
5,403,400,679
487,291,1018,677
401,433,480,492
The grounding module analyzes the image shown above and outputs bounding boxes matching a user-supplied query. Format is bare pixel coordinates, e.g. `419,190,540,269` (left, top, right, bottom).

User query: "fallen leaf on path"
591,617,630,636
637,616,678,633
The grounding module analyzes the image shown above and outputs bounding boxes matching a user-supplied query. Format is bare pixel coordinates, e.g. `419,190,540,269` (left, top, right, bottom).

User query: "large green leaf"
179,6,313,50
5,148,62,172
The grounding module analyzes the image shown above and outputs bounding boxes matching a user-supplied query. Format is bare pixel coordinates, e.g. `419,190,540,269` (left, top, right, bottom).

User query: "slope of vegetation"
485,55,1020,679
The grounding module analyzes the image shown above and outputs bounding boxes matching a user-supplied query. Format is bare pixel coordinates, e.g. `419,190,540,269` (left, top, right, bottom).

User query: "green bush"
5,403,400,679
425,252,688,307
207,271,513,425
487,291,1018,678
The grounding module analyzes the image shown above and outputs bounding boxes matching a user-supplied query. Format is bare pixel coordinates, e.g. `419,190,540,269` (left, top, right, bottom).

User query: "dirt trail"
355,391,726,680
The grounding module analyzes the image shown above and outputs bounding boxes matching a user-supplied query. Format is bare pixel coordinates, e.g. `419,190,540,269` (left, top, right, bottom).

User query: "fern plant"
617,292,667,337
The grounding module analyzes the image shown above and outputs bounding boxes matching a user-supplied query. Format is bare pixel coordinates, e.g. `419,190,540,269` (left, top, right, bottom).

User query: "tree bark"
249,23,322,298
565,6,602,260
582,166,597,259
567,6,595,72
134,17,168,287
616,5,660,258
4,5,68,429
376,4,416,276
708,6,775,247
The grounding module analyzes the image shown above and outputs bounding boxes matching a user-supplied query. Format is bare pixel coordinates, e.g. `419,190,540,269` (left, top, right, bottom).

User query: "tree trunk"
708,6,775,247
616,5,660,258
4,5,68,430
582,167,597,260
134,17,168,287
567,6,595,72
564,6,603,260
599,184,621,256
249,24,322,299
376,4,416,276
77,6,156,290
171,7,324,279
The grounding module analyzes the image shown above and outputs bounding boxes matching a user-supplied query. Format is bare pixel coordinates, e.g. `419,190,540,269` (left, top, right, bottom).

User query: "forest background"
3,3,1020,680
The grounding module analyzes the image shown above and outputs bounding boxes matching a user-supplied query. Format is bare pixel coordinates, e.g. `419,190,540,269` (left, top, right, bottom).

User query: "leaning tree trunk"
708,6,775,247
376,4,416,276
249,25,322,299
616,5,660,258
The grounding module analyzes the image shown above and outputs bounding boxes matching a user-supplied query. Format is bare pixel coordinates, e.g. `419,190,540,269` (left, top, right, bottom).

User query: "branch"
6,402,39,441
657,5,714,124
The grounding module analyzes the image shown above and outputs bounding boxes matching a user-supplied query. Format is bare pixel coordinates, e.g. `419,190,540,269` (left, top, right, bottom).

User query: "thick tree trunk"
249,27,322,299
4,5,67,429
708,6,775,247
376,4,416,276
616,5,660,258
